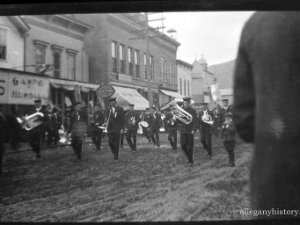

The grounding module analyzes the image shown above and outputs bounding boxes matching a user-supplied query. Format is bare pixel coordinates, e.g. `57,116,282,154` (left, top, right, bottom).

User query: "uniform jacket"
234,12,300,211
221,120,235,142
107,106,125,132
199,110,215,133
93,111,105,127
69,110,88,136
164,112,178,131
179,106,197,134
219,105,233,125
125,110,140,130
149,112,162,131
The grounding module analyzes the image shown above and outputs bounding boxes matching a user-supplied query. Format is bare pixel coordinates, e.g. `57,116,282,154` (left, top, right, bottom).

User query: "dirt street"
0,133,253,222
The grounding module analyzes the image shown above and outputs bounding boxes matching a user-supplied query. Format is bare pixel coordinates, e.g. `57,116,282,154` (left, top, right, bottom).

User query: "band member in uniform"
125,103,140,151
91,104,105,150
164,106,178,150
219,99,233,125
149,106,162,148
179,97,198,164
69,102,88,159
221,112,236,167
142,108,151,142
51,107,61,145
0,104,7,175
27,99,47,159
107,97,125,160
199,103,215,157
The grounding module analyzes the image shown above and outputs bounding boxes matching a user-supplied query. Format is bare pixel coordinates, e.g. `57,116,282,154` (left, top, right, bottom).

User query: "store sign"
96,84,115,99
0,71,50,105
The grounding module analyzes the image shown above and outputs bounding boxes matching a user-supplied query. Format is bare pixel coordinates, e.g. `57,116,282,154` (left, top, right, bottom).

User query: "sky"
149,11,255,66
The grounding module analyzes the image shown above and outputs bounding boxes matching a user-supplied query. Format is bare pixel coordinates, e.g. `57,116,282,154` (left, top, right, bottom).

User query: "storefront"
159,89,184,107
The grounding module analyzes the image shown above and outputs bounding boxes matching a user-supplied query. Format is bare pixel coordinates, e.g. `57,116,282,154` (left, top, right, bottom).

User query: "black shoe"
36,153,41,159
96,146,101,151
229,162,235,167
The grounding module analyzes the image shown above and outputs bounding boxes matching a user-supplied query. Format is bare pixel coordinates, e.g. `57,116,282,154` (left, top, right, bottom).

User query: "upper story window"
134,49,140,78
128,47,134,76
187,80,190,96
184,79,187,96
150,55,154,81
66,49,77,80
179,78,182,95
119,44,125,74
160,58,165,83
0,28,7,60
51,45,63,78
111,41,118,73
34,40,49,73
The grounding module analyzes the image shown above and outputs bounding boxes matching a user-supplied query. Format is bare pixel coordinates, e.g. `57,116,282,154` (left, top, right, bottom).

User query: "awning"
160,89,184,102
50,78,99,92
112,86,149,110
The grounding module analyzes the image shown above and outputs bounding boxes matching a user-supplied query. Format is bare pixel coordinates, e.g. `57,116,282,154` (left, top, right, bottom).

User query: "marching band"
1,95,236,175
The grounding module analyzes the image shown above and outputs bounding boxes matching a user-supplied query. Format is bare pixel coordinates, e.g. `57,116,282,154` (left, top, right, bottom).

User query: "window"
179,78,182,95
119,44,125,74
160,58,165,83
169,62,173,85
150,55,154,81
128,47,134,76
35,45,46,73
0,28,7,60
67,50,76,80
134,49,140,78
144,53,147,79
112,41,118,73
184,79,186,96
187,80,190,96
53,52,61,78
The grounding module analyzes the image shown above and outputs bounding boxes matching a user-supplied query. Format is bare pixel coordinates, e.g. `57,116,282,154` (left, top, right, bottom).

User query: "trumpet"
17,112,44,131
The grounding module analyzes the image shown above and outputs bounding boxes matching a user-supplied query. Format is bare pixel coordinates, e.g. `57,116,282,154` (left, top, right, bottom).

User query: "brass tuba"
17,112,44,131
161,99,193,125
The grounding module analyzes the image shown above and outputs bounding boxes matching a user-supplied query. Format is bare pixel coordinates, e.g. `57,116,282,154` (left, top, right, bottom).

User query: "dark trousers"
150,129,160,147
126,128,137,150
168,130,177,150
29,130,42,155
180,133,194,163
46,128,60,146
108,132,121,159
71,135,84,159
201,129,212,156
142,127,150,141
92,128,103,148
224,140,235,165
120,133,124,147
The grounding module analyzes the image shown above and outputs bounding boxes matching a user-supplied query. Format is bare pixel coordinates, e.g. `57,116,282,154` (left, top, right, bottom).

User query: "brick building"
75,13,180,109
176,59,192,98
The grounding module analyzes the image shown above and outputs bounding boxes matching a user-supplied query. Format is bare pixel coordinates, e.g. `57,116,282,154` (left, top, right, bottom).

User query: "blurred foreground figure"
234,12,300,218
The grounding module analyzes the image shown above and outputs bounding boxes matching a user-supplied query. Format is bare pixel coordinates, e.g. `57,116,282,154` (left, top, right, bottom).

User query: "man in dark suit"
142,108,151,142
234,12,300,217
28,99,47,159
149,106,162,148
125,103,140,151
107,97,125,160
179,97,197,164
69,102,88,159
164,106,178,150
199,103,214,157
91,104,105,150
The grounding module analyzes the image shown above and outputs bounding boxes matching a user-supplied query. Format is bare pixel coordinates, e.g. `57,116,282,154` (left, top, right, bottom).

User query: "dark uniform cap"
183,97,191,101
145,107,150,110
34,99,41,104
201,102,208,105
129,103,134,107
152,106,157,109
222,99,229,102
109,97,116,102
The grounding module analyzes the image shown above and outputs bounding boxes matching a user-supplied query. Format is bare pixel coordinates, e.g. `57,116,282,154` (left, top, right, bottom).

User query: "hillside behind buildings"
209,60,236,89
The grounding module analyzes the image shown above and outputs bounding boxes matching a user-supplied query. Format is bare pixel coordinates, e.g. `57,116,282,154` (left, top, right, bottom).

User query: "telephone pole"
145,13,153,107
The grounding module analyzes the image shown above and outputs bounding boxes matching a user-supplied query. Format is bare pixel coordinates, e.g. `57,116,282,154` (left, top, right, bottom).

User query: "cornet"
17,112,44,131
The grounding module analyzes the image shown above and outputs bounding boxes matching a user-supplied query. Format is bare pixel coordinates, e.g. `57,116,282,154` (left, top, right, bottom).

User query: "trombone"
97,108,112,133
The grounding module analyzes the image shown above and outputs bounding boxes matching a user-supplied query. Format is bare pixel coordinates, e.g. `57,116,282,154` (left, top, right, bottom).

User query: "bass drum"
139,121,149,128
